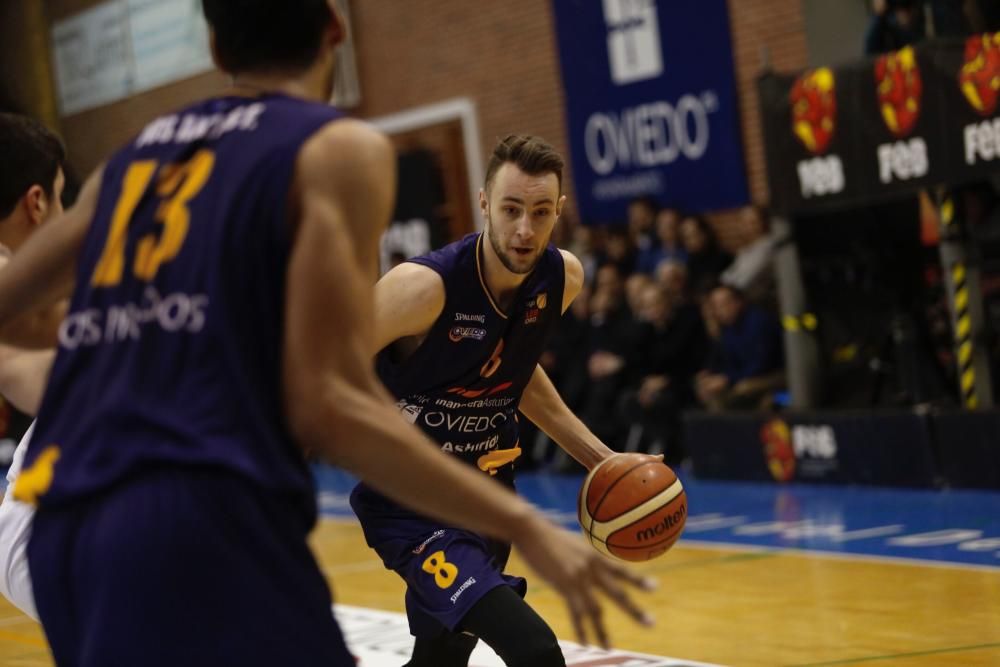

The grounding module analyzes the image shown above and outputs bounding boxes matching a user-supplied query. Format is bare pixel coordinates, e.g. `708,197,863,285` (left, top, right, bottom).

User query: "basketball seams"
590,459,659,525
589,480,684,542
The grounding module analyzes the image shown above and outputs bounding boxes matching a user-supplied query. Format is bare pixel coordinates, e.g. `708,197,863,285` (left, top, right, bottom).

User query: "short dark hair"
0,113,65,220
629,196,659,214
202,0,333,74
484,135,564,194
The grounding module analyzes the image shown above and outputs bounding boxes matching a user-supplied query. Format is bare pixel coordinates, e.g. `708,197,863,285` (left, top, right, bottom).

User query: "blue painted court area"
314,465,1000,569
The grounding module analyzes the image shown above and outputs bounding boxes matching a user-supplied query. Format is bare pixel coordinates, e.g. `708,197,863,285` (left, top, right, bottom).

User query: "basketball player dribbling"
0,112,66,622
0,2,652,665
352,135,654,667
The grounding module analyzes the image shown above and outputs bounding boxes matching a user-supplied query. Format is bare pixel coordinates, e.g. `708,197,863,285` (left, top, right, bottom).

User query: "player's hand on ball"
580,453,687,562
512,514,656,649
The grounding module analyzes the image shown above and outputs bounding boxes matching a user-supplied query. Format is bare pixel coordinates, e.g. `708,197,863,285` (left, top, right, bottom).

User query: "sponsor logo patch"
761,418,795,482
395,400,424,424
449,326,487,342
875,46,922,138
411,530,446,555
960,32,1000,116
790,68,836,155
449,576,477,604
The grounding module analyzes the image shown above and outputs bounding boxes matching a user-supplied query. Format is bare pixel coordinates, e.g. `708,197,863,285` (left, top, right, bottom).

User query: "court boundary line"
679,538,1000,573
318,516,1000,573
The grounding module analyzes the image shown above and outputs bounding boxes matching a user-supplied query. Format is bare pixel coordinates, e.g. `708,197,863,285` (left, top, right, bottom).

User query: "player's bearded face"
485,212,542,275
483,164,563,275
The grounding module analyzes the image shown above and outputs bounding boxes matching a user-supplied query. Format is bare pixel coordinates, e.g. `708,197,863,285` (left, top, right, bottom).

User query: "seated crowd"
527,198,786,468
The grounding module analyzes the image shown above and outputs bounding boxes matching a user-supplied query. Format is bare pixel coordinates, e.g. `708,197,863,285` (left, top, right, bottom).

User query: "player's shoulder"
379,262,445,304
558,248,584,289
557,248,584,313
298,118,393,182
375,262,446,336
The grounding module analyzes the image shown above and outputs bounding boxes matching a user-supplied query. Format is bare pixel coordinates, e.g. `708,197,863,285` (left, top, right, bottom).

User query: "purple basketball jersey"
23,93,343,512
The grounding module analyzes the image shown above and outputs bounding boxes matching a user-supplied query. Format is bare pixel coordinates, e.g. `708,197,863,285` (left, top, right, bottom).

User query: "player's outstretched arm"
283,120,653,647
0,347,55,415
0,252,59,414
0,168,101,348
520,249,616,469
520,363,615,470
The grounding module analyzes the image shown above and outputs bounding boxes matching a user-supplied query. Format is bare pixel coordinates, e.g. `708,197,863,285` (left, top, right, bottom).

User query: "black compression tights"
403,585,565,667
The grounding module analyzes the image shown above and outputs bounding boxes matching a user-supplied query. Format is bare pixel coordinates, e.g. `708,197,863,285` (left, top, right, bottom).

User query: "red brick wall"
349,0,810,247
34,0,811,246
349,0,571,197
726,0,810,207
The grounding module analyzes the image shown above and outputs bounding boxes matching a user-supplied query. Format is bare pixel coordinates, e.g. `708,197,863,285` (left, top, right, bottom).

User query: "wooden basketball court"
0,511,997,666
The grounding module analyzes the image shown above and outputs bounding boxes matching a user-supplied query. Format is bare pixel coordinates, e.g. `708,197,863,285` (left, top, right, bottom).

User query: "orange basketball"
577,453,687,562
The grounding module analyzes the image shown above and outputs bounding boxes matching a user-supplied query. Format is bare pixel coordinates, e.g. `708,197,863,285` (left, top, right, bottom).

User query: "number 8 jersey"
17,94,342,512
351,233,565,529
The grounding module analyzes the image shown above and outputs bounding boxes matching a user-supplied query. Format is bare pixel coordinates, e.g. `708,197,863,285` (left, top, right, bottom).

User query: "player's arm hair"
0,346,54,415
283,120,540,542
373,262,444,353
558,248,585,314
0,168,102,348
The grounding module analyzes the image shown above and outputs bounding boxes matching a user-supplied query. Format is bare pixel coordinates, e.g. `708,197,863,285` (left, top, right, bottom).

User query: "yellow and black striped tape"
940,196,956,230
951,261,977,409
782,312,818,332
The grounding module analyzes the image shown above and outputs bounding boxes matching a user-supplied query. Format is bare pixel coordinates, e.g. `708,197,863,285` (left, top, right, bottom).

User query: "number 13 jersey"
19,94,342,512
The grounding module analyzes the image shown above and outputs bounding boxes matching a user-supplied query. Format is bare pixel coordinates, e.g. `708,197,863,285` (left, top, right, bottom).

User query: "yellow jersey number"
421,550,459,589
92,149,215,287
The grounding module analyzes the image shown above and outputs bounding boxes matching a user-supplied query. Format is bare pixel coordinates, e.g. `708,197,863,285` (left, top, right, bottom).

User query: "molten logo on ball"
875,46,922,137
790,68,837,154
635,505,687,543
960,32,1000,116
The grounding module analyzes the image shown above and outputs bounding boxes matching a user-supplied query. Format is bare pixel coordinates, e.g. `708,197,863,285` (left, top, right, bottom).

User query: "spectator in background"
656,259,691,305
580,264,640,446
927,0,970,36
567,223,599,285
527,283,594,468
541,283,592,414
696,285,785,411
865,0,925,55
720,205,777,306
601,225,637,276
680,214,732,300
627,196,658,254
619,282,708,462
636,207,686,275
625,272,654,318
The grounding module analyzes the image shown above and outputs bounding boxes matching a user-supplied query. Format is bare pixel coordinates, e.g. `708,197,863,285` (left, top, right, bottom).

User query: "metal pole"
773,215,822,408
936,188,994,409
